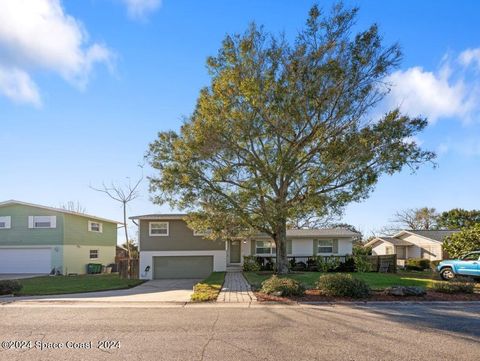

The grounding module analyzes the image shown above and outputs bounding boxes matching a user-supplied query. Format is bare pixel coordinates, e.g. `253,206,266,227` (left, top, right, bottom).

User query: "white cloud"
458,48,480,71
385,50,480,124
0,0,113,105
122,0,162,20
437,137,480,158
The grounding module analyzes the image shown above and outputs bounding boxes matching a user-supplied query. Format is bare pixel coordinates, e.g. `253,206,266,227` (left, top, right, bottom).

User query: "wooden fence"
367,254,397,273
117,259,139,279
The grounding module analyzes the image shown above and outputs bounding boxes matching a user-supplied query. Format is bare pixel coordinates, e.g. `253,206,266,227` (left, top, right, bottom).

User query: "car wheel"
440,267,455,280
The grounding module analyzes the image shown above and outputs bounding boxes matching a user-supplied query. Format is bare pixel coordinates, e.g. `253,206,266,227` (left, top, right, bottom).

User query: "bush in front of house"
242,256,261,272
432,279,475,294
260,275,305,297
353,254,372,272
334,257,356,272
315,273,371,298
0,280,23,295
316,256,341,272
405,258,431,271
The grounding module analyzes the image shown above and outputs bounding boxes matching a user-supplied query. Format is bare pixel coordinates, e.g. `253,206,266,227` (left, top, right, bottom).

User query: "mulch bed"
255,289,480,303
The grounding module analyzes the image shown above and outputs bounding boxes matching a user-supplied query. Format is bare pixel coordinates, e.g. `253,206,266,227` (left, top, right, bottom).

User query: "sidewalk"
217,271,257,303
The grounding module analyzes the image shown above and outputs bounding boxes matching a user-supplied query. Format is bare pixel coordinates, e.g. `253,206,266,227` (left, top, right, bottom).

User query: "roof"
365,237,412,247
130,214,187,220
0,200,121,224
396,230,459,243
284,228,360,238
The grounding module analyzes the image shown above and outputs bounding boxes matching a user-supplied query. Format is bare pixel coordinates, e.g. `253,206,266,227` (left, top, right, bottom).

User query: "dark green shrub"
353,254,372,272
306,258,318,271
405,258,431,271
260,275,305,296
316,257,340,272
292,261,307,271
432,279,475,294
335,257,356,272
0,280,22,295
243,256,261,272
316,273,371,298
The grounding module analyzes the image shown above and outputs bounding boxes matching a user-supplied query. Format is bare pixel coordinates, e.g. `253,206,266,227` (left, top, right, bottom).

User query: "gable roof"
0,200,121,224
395,229,459,243
130,214,187,220
364,236,412,248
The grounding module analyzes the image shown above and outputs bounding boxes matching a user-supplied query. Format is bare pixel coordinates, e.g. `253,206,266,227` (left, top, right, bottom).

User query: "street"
0,303,479,360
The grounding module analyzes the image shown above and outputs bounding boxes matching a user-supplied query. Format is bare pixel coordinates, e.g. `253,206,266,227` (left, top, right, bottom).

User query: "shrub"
430,260,442,271
243,256,261,272
353,254,372,272
292,261,307,272
443,224,480,258
0,280,22,295
316,273,371,298
306,258,318,271
405,258,431,271
260,275,305,296
316,257,341,272
335,257,356,272
432,279,475,294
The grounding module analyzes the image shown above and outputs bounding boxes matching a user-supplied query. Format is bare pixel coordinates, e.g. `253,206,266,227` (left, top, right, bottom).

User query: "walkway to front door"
217,271,256,303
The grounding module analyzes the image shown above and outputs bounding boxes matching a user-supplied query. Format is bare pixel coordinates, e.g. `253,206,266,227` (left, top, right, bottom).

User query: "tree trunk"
274,221,289,275
123,201,131,279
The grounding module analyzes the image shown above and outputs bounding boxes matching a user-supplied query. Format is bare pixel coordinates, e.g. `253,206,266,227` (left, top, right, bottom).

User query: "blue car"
437,251,480,280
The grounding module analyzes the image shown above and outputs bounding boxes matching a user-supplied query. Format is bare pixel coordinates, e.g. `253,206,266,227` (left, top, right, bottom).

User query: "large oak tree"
147,4,434,274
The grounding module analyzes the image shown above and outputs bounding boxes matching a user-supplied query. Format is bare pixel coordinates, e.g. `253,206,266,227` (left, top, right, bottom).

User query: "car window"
462,253,480,261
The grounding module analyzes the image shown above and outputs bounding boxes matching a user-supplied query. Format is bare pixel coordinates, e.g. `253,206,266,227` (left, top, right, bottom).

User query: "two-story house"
130,214,359,280
0,200,118,275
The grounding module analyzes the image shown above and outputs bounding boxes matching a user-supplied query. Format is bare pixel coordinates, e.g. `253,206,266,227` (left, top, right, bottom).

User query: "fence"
117,259,139,279
367,254,397,273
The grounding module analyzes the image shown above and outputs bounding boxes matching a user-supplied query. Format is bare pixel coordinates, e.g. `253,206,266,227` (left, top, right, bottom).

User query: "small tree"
437,208,480,230
443,224,480,258
60,201,87,214
147,3,434,274
91,176,142,278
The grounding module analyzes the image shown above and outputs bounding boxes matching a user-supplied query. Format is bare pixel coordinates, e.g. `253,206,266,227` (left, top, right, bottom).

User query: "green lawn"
243,271,443,291
191,272,226,302
15,274,145,296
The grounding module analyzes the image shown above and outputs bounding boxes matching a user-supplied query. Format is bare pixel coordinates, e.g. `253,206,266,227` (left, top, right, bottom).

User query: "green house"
0,200,119,275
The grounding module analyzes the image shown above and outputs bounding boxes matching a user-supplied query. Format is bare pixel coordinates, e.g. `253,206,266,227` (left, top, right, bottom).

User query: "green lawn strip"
15,274,145,296
191,272,226,302
243,271,442,291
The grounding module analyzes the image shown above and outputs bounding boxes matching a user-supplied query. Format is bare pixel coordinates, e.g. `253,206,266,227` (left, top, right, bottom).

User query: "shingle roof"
364,236,412,247
404,230,459,242
130,214,187,220
285,228,360,238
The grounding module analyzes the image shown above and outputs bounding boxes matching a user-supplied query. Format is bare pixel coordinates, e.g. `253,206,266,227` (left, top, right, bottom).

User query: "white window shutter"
50,216,57,228
28,216,34,229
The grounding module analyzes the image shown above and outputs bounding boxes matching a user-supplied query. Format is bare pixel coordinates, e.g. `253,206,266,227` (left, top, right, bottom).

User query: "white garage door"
0,248,52,274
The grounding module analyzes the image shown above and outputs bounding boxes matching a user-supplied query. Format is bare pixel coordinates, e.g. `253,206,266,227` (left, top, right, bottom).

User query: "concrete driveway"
0,274,45,280
12,279,201,303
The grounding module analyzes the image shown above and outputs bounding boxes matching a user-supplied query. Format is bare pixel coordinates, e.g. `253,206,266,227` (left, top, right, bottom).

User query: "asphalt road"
0,303,479,361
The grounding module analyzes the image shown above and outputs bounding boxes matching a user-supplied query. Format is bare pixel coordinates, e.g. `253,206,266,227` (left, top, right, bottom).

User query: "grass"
15,274,145,296
191,272,226,302
243,271,447,291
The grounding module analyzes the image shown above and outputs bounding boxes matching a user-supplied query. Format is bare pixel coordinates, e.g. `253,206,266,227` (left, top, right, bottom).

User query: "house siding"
63,214,117,246
138,219,225,251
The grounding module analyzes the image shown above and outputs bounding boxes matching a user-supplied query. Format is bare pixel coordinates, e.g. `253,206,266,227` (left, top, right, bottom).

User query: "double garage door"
0,248,52,274
153,256,213,279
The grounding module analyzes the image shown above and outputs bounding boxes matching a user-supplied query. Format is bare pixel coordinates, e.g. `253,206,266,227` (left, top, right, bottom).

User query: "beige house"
130,214,359,280
365,230,459,265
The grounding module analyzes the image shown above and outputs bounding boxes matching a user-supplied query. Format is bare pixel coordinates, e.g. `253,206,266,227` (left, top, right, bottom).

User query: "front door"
229,240,241,264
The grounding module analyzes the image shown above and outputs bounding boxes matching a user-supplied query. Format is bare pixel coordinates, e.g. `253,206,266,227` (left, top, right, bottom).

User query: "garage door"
153,256,213,279
0,248,52,274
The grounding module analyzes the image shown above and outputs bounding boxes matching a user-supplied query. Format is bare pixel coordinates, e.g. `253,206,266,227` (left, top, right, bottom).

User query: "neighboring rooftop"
130,214,187,220
402,229,460,242
372,236,412,246
0,200,121,224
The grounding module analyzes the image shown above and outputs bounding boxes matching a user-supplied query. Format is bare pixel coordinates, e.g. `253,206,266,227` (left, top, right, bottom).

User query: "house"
130,214,359,279
365,230,459,265
0,200,119,275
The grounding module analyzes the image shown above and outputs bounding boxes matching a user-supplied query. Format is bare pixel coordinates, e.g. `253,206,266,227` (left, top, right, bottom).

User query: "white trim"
0,200,120,224
149,221,169,236
88,220,103,233
0,216,11,229
139,250,227,280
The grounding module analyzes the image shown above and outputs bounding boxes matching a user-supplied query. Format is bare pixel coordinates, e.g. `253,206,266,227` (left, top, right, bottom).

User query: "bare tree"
60,201,87,214
91,175,143,278
390,207,439,231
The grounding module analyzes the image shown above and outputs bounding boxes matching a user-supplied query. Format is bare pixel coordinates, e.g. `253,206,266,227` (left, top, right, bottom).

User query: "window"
89,249,99,259
149,222,169,236
255,240,276,255
0,216,11,229
88,221,103,233
318,240,333,253
29,216,56,229
462,253,480,261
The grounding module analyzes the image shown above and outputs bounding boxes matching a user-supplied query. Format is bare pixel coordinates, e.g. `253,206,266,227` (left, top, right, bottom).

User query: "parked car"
437,251,480,280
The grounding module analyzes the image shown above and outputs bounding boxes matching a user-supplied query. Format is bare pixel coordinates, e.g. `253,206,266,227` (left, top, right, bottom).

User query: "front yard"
14,274,145,296
191,272,226,302
244,271,442,290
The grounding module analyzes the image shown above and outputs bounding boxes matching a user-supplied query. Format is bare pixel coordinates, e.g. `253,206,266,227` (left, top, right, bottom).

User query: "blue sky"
1,0,479,240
